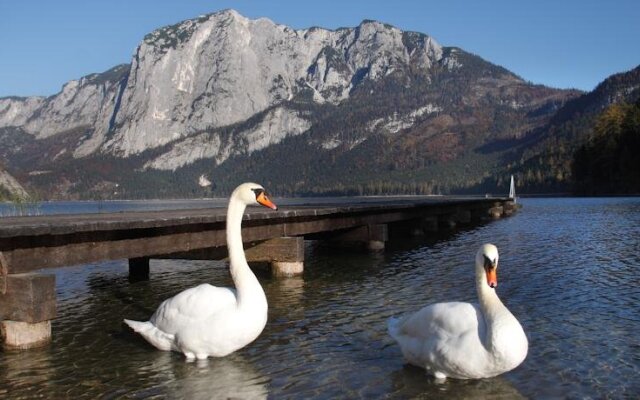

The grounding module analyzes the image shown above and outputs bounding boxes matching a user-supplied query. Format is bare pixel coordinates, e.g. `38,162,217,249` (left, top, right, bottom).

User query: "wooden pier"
0,197,517,349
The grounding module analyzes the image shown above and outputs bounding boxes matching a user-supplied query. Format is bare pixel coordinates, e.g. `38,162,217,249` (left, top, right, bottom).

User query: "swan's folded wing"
395,302,487,375
400,302,482,340
150,284,237,331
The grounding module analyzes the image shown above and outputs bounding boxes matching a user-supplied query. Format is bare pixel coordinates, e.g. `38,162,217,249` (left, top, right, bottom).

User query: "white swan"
388,244,528,379
124,182,278,360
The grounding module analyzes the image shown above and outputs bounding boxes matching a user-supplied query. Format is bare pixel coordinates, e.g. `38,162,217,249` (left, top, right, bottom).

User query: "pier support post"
503,200,518,216
488,203,504,219
245,237,305,277
0,273,56,350
330,224,388,251
399,217,439,237
367,224,388,250
470,202,503,222
128,257,150,282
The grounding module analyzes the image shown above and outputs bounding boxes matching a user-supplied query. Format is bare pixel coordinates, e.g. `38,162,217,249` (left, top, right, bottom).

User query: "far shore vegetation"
571,99,640,195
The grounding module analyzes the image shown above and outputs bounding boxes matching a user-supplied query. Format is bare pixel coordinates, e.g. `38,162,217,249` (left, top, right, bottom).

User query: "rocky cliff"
0,9,581,198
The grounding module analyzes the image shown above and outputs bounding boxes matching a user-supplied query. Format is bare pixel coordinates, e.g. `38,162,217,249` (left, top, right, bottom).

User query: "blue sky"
1,0,639,97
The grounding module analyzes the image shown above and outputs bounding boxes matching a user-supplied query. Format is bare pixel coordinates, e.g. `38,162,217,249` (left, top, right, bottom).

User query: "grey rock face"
0,97,45,128
0,65,128,144
0,10,444,165
103,10,444,156
144,106,311,170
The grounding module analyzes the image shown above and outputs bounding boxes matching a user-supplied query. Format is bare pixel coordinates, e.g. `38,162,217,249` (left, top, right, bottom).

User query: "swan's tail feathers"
388,315,425,367
123,319,175,351
387,316,403,341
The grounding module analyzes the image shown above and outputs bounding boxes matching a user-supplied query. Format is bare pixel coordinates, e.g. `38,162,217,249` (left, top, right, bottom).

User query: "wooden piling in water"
0,272,56,350
245,237,305,277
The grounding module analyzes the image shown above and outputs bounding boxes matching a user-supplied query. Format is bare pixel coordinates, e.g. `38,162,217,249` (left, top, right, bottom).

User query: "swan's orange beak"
256,192,278,210
483,255,498,288
486,268,498,288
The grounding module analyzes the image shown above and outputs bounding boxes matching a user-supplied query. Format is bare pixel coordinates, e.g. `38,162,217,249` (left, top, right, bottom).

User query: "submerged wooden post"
0,272,56,350
244,237,305,277
128,257,150,282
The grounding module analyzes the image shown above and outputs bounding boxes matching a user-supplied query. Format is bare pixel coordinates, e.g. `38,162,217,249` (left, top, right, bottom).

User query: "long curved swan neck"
476,273,512,344
476,274,528,371
476,280,507,319
226,194,264,307
227,197,247,267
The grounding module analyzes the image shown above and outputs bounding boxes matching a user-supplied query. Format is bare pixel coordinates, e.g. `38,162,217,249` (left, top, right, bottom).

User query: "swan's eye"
251,188,264,198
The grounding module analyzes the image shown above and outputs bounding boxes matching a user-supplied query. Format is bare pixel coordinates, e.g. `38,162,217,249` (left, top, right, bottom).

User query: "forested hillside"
572,100,640,194
473,65,640,194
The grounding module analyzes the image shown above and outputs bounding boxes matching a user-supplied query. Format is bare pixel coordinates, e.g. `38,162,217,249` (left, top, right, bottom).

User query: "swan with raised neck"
388,244,528,379
124,182,278,360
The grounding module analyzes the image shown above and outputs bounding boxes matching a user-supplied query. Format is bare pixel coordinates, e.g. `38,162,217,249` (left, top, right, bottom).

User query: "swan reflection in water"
389,364,526,399
128,352,269,400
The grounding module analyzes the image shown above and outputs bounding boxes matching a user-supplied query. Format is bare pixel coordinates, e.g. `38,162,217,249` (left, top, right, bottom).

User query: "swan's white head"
476,244,499,288
232,182,278,210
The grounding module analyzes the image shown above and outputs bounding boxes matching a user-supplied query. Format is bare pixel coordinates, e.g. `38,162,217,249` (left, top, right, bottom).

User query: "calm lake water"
1,197,639,399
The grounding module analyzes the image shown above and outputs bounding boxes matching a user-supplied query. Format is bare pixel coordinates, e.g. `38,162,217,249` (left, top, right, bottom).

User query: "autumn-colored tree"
572,100,640,194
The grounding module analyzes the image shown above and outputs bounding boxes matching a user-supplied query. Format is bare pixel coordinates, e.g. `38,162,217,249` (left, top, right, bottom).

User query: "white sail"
509,175,516,203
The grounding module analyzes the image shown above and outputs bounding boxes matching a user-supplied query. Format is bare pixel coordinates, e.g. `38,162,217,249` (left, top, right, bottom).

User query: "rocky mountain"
0,9,582,199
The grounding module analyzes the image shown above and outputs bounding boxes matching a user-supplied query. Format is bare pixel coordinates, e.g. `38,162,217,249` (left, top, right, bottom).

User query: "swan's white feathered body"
388,244,528,379
124,183,277,360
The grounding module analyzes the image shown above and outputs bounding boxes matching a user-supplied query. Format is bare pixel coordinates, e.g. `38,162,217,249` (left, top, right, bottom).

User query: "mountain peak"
0,9,585,199
216,8,242,18
358,19,398,31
